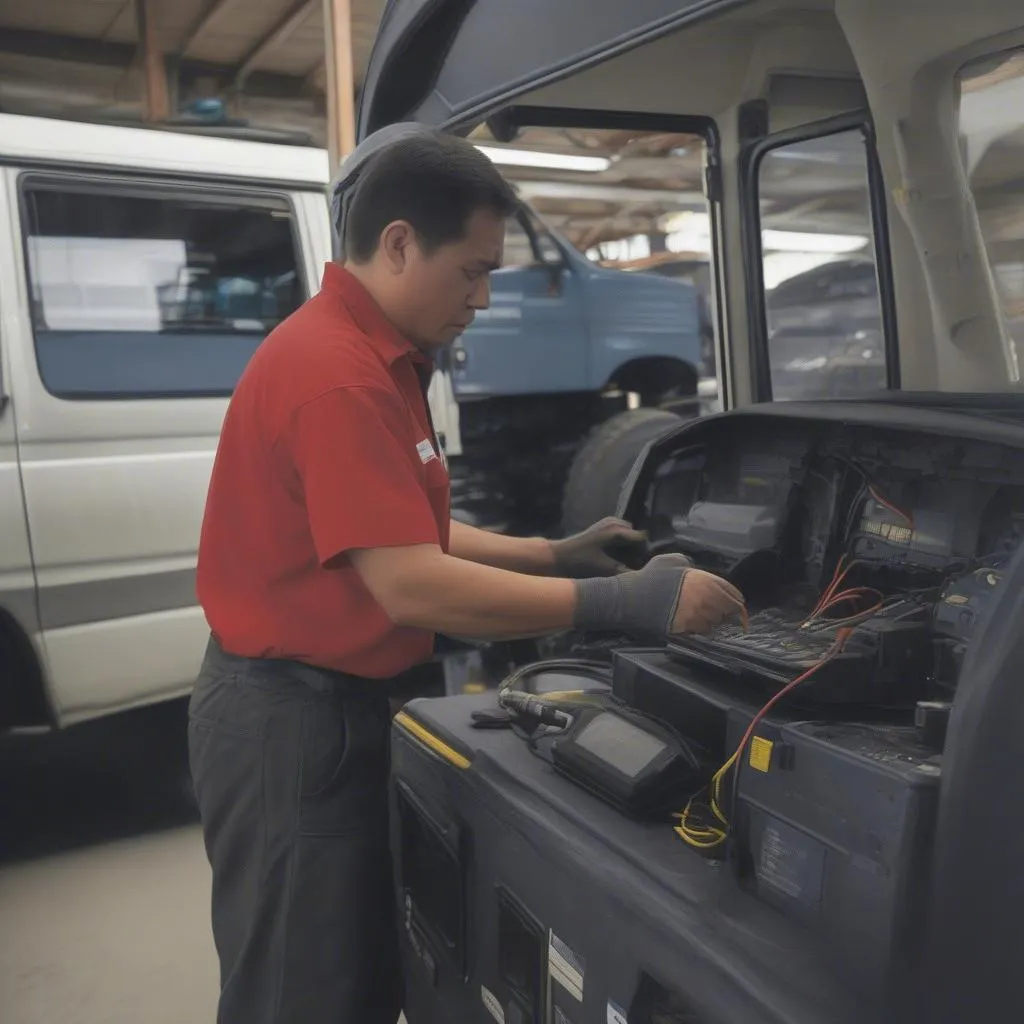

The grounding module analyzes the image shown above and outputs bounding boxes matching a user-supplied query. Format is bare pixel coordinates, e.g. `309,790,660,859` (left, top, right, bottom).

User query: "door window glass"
757,129,887,401
22,181,303,399
958,49,1024,386
472,120,718,380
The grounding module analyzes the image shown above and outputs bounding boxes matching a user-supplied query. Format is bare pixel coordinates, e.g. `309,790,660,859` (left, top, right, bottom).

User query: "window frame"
484,105,728,395
500,205,546,269
516,204,572,267
739,113,900,402
956,48,1024,386
517,206,560,266
16,171,307,402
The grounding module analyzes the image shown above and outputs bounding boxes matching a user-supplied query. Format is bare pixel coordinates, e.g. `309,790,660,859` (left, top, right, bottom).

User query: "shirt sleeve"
281,385,441,565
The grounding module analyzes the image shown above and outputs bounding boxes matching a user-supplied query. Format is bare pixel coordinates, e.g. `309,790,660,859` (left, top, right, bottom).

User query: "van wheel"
561,408,683,536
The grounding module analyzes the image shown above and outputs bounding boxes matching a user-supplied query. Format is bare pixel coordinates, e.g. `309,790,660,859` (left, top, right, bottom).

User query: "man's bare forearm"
350,544,742,642
351,543,573,638
448,519,556,575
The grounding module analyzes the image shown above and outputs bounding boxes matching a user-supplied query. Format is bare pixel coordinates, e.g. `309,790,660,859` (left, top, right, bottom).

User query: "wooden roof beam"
233,0,318,87
0,27,313,99
135,0,170,122
303,57,326,92
322,0,355,169
179,0,237,57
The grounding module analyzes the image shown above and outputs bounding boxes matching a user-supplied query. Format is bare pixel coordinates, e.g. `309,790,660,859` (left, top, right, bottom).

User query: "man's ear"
379,220,416,274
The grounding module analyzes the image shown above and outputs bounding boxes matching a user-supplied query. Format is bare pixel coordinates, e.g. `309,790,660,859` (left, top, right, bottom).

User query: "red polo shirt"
197,263,451,678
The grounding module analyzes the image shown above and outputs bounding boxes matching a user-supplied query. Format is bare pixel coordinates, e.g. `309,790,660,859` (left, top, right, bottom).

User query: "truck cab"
452,204,701,403
441,198,706,536
359,2,1024,1022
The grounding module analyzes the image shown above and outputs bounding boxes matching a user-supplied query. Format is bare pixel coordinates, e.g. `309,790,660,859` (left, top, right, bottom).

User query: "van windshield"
958,49,1024,390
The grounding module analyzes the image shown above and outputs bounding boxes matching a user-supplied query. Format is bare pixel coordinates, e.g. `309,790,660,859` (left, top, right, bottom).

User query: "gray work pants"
188,639,403,1024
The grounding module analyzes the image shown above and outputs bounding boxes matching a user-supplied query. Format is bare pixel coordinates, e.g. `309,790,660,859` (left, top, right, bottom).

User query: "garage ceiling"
0,0,386,143
0,3,719,253
2,4,1019,284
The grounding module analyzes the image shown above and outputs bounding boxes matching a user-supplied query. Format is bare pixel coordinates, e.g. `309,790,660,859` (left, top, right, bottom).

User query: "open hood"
356,0,742,138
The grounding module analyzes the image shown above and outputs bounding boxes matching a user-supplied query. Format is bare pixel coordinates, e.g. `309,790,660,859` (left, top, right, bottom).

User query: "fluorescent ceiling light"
476,145,611,173
666,230,712,256
762,230,868,254
661,211,709,234
764,253,839,290
517,181,705,204
587,234,651,262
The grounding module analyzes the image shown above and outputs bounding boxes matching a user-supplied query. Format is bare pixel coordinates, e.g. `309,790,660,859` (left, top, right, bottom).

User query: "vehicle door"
452,207,589,397
0,168,44,726
755,126,892,401
358,1,727,137
357,0,733,403
7,171,311,724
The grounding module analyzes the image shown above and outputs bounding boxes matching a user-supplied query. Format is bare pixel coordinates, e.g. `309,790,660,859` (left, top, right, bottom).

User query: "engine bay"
620,402,1024,705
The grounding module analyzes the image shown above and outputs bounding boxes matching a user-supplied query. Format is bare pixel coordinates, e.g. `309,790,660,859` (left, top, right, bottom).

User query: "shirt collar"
320,262,427,368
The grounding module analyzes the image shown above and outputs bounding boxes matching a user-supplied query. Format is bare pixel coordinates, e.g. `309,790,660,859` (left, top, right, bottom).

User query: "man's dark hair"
344,132,519,263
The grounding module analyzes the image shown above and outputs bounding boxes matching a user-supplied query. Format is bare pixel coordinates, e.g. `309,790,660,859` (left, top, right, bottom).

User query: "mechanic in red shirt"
189,127,743,1024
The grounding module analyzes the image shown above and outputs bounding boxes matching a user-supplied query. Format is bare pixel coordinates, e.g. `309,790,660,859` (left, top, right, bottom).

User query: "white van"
0,114,344,729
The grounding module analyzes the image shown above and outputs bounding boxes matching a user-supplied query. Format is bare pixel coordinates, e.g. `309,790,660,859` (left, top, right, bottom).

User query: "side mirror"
545,262,565,297
486,110,521,144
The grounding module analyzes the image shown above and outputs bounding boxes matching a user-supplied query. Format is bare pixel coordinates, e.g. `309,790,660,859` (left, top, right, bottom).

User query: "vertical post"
322,0,356,171
136,0,171,122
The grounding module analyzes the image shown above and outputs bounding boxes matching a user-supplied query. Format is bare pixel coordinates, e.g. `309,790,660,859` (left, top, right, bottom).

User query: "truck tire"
562,408,683,536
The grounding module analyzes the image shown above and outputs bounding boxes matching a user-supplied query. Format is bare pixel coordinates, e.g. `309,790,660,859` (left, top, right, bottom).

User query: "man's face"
380,208,505,351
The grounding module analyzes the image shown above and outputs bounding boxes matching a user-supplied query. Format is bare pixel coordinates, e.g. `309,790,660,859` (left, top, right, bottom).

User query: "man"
189,127,744,1024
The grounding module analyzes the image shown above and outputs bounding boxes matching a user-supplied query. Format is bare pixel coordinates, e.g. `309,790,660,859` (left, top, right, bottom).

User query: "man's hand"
673,568,747,635
573,554,745,637
348,544,742,644
551,517,649,578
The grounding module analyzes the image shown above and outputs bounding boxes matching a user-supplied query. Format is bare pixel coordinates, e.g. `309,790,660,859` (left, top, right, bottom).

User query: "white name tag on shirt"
416,438,438,464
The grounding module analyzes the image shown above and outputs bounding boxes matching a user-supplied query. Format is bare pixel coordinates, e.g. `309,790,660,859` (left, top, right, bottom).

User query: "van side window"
21,181,303,399
756,128,888,401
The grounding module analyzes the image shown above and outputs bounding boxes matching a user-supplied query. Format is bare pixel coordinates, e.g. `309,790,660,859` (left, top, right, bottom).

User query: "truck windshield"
958,49,1024,389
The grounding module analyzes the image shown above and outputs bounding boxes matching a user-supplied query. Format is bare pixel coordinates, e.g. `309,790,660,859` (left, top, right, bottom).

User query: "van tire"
561,408,683,536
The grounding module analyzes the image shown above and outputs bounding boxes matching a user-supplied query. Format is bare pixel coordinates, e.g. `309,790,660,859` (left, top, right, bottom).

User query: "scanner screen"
574,714,668,778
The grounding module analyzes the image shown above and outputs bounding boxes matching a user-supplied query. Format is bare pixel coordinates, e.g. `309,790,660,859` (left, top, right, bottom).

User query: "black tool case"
390,688,879,1024
614,650,942,998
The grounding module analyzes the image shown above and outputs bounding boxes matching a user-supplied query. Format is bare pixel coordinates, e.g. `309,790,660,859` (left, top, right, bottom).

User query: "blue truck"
435,203,712,537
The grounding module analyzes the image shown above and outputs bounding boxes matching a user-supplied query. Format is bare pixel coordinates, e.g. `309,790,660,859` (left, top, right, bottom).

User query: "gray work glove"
551,517,649,578
573,554,746,638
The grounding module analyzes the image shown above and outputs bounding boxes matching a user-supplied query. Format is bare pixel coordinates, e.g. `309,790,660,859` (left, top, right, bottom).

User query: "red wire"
810,558,847,618
868,485,914,527
682,632,854,847
725,631,851,781
815,587,883,617
818,590,865,612
808,561,869,620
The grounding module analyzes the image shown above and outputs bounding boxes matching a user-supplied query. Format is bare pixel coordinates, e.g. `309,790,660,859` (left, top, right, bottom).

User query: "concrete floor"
0,700,220,1023
0,699,408,1024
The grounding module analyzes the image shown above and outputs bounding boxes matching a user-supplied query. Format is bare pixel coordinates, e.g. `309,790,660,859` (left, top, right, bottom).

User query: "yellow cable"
674,785,731,850
673,638,846,853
